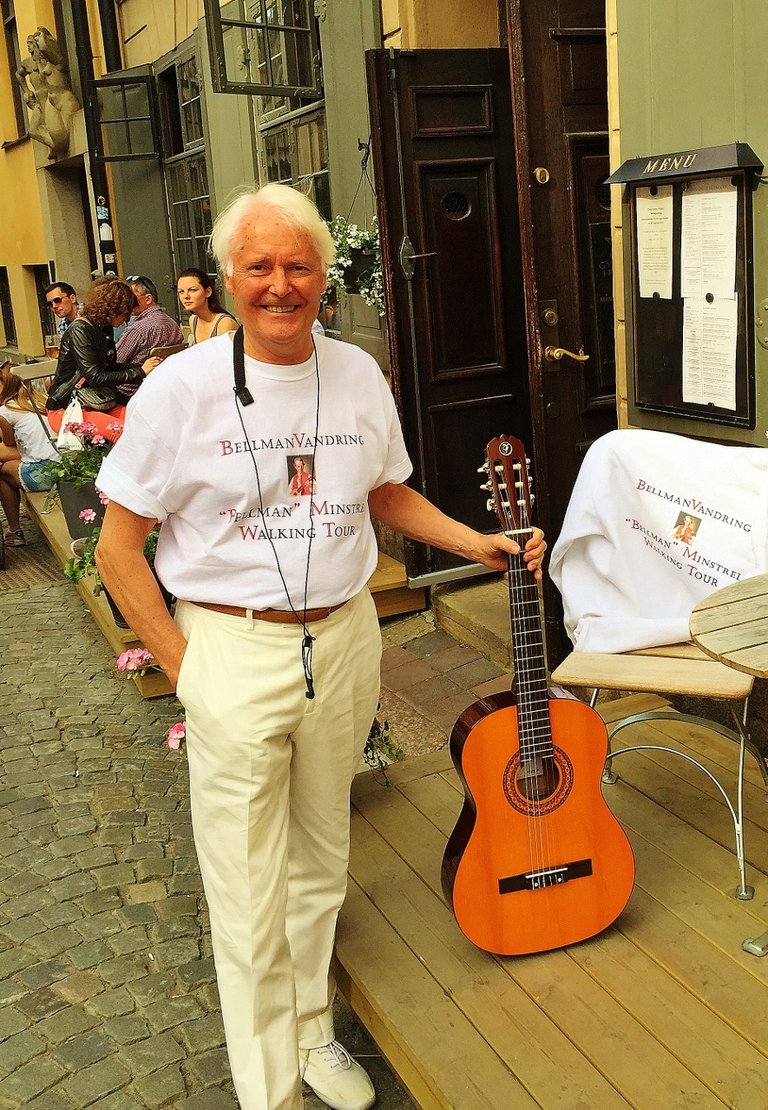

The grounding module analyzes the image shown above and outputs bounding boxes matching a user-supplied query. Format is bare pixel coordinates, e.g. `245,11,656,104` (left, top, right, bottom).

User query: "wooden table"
690,573,768,955
690,573,768,679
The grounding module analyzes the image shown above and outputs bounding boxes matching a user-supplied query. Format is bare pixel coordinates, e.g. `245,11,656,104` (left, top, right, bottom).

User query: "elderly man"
115,274,184,366
44,281,79,335
95,184,545,1110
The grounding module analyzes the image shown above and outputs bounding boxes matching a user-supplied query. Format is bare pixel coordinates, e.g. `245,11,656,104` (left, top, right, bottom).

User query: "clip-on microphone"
232,326,254,406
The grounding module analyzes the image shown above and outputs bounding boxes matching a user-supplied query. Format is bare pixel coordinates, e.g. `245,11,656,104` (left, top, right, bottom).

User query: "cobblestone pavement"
0,519,508,1109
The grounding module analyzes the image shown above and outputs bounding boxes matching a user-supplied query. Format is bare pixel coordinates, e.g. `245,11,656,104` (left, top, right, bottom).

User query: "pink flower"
96,486,110,506
91,434,106,446
78,508,97,523
106,421,124,434
116,647,155,674
165,721,186,750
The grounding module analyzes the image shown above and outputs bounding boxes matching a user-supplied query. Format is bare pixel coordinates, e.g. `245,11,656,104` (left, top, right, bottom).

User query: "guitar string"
498,459,540,879
516,468,554,883
503,457,553,883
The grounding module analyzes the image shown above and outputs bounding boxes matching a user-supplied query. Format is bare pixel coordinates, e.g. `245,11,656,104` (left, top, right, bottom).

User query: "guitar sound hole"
503,747,574,815
515,756,560,801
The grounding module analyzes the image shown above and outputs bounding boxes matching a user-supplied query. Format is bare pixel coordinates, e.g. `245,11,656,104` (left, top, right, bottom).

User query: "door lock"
544,346,590,363
533,167,551,185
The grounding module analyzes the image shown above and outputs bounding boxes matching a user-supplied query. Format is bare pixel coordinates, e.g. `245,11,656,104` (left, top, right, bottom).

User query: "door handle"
544,346,590,363
399,235,437,280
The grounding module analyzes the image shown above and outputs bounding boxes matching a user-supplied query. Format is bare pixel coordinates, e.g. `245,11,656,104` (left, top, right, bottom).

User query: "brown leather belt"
191,600,347,624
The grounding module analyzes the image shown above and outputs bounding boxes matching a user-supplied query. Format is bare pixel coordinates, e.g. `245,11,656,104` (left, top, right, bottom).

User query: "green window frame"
203,0,321,97
91,68,160,162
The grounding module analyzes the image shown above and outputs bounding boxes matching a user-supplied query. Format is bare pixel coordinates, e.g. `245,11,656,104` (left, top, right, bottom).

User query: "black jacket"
45,318,144,411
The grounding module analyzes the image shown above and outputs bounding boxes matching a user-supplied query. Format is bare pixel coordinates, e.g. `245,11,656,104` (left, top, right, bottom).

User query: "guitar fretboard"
507,547,551,762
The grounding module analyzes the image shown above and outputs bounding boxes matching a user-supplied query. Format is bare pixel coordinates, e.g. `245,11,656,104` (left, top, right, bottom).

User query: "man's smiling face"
225,207,326,365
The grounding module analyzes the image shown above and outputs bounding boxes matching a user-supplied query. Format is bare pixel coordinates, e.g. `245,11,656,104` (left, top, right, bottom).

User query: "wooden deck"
335,694,768,1109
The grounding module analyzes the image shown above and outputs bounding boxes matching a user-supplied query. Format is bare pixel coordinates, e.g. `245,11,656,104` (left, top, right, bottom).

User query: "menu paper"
681,178,737,299
682,295,738,410
636,186,673,299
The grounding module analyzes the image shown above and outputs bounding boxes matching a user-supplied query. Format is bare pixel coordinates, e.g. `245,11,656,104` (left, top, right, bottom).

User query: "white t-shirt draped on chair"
549,429,768,653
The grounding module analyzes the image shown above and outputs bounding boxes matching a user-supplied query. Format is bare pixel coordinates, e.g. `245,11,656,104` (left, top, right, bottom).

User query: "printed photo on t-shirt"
671,512,701,546
287,454,315,497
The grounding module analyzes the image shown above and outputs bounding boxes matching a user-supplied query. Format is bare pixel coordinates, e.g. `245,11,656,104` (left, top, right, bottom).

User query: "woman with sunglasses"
176,267,238,345
45,278,159,441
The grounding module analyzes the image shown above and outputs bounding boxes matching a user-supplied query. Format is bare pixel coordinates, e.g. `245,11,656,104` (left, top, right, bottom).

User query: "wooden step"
369,551,426,619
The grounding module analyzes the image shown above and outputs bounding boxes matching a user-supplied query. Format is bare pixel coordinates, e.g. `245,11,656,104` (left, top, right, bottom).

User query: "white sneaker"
299,1040,376,1110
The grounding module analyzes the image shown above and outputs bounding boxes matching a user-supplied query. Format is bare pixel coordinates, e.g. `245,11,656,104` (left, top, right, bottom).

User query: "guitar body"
442,692,635,955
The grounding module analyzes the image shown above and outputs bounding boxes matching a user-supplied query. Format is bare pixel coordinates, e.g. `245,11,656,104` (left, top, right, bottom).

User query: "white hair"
209,183,335,277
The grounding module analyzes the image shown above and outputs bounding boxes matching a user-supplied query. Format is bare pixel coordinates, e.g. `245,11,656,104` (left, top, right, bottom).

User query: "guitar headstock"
478,435,534,536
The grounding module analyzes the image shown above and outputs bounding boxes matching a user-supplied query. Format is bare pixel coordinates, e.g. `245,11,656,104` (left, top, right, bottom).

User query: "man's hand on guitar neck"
474,527,546,580
368,482,546,579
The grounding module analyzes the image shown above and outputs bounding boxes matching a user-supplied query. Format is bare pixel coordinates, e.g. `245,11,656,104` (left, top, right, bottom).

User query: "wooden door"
507,0,616,660
366,48,532,583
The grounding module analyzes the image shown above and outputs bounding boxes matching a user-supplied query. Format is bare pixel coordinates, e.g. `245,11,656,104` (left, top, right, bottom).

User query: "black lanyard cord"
232,327,321,699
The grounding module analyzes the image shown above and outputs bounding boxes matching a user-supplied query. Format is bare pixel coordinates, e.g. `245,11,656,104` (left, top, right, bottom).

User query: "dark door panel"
366,48,531,582
507,0,616,662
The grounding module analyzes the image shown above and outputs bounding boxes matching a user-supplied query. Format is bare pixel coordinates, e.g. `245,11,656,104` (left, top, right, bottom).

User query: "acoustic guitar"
442,435,635,955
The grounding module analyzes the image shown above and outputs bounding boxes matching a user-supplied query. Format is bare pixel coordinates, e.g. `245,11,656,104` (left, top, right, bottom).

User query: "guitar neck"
507,545,551,760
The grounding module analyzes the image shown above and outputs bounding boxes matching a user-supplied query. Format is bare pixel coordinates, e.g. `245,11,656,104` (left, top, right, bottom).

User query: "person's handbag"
55,394,84,451
75,381,120,412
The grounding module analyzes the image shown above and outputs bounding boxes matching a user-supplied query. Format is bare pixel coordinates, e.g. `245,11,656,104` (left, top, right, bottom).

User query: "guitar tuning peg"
477,462,490,474
479,481,493,492
486,498,496,513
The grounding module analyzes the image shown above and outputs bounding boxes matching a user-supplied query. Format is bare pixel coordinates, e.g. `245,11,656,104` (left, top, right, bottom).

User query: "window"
157,54,213,275
203,0,321,97
92,70,160,161
166,152,213,273
31,264,53,341
2,0,28,139
158,56,205,156
262,106,330,217
0,267,17,346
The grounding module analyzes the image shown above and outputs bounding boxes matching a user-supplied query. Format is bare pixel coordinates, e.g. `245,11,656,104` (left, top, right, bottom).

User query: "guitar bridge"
498,857,593,894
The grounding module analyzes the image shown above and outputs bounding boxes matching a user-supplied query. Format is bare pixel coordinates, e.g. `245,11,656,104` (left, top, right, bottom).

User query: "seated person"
177,267,238,345
46,279,158,440
0,361,60,547
118,275,185,373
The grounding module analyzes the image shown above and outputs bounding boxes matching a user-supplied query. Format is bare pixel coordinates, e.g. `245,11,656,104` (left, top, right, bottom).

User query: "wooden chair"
10,360,58,448
549,429,768,902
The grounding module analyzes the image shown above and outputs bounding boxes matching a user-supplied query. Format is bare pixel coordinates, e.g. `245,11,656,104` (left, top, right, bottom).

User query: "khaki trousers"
174,589,382,1110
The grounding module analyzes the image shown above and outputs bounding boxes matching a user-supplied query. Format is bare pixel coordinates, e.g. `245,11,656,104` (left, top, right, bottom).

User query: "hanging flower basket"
344,247,378,292
326,215,384,315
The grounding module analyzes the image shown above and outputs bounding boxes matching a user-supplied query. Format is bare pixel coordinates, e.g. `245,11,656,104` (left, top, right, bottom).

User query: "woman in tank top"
177,268,238,345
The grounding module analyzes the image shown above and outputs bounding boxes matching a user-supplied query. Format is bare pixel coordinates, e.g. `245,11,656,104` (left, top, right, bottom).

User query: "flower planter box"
57,479,105,539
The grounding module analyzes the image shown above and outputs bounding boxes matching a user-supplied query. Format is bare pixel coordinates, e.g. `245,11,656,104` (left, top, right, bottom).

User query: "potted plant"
65,522,170,627
42,419,123,538
326,215,384,315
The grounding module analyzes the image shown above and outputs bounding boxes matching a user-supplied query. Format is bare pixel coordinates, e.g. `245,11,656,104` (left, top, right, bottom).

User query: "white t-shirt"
549,429,768,652
0,406,59,463
97,333,412,609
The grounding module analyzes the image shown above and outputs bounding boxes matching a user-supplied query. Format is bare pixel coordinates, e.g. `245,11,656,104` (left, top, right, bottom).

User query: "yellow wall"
381,0,499,48
0,1,57,355
117,0,204,66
